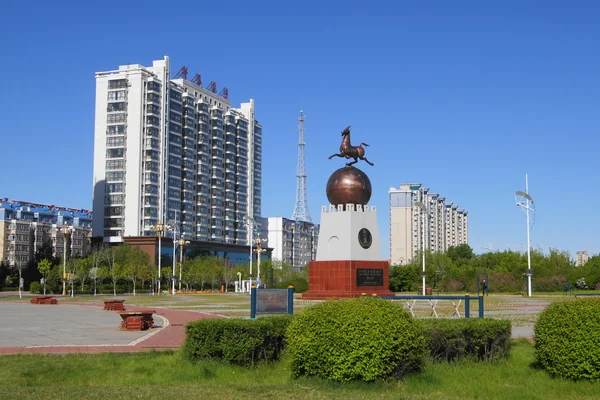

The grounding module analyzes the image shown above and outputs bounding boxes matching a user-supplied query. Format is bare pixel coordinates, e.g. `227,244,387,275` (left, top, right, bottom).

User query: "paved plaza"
0,299,221,354
0,294,544,354
0,303,160,348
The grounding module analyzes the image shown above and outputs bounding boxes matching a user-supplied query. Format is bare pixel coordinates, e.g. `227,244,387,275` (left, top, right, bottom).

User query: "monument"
302,126,394,299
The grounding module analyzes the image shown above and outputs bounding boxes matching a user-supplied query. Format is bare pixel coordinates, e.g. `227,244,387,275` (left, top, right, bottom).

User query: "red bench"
30,296,58,305
103,299,126,311
118,310,155,331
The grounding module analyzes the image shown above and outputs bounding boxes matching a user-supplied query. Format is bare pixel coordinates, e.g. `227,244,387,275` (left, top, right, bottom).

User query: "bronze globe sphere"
326,166,372,206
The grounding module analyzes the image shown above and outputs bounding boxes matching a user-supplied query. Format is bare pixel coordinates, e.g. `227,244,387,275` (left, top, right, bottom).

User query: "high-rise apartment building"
575,250,589,266
389,184,468,265
0,198,92,267
260,217,319,269
92,57,262,245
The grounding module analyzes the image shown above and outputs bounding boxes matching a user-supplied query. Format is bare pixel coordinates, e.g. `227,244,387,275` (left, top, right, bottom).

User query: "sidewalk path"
0,302,222,355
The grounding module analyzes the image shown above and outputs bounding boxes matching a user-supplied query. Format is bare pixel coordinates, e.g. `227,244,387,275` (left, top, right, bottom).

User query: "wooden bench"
118,310,155,331
30,296,58,305
103,299,126,311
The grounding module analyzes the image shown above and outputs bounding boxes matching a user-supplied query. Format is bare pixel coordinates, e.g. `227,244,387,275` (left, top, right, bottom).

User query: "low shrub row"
183,298,512,382
419,318,511,362
183,315,292,367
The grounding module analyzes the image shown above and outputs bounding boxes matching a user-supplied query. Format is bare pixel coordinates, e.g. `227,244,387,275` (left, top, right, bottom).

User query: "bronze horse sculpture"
328,126,374,167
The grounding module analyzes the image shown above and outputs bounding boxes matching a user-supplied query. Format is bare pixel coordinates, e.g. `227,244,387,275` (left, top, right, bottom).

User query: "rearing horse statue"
328,126,374,167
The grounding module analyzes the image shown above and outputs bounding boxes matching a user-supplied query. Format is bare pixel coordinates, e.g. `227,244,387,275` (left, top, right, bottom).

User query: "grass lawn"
0,341,596,400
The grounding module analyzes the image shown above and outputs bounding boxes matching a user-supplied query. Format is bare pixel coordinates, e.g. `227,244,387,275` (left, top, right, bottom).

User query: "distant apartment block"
576,250,589,266
92,56,262,246
260,217,319,269
0,198,92,267
389,184,468,265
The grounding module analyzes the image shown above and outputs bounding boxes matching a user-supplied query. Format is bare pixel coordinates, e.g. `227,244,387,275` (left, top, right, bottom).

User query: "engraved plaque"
356,268,383,286
358,228,372,249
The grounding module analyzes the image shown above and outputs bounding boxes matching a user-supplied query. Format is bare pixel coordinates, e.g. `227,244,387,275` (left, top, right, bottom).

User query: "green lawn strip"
0,343,597,400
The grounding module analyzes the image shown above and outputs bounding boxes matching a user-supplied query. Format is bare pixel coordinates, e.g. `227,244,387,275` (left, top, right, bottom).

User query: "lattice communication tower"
291,110,312,222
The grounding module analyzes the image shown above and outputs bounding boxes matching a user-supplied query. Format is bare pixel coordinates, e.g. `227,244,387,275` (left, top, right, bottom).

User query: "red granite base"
302,260,394,300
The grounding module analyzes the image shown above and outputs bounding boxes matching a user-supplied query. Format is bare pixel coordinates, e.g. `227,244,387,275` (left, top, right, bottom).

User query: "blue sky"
0,1,598,259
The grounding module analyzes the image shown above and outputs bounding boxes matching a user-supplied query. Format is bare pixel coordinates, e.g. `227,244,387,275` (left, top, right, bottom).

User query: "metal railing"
376,294,485,318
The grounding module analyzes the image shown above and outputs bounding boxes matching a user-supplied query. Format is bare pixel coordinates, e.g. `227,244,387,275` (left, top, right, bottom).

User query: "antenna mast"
291,110,312,222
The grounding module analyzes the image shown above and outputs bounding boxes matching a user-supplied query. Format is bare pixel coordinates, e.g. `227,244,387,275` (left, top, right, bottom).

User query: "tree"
103,246,121,296
389,264,418,292
0,262,9,290
447,244,474,262
119,244,151,296
37,259,52,295
222,261,236,292
14,261,25,299
90,249,106,295
208,256,224,290
75,256,91,292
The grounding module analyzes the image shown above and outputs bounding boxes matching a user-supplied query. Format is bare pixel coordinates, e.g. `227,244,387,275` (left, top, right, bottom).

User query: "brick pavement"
0,303,222,355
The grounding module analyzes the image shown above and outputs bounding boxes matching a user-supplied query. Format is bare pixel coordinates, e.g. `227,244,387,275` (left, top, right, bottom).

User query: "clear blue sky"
1,1,598,259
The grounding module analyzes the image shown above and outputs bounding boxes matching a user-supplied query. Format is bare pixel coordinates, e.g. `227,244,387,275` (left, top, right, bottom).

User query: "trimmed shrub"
535,276,567,292
29,282,42,294
535,299,600,380
286,297,425,382
419,318,511,362
183,315,292,366
275,278,308,293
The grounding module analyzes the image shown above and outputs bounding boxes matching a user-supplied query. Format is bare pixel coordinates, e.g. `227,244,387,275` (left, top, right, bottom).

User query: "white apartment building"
575,250,589,266
389,183,468,265
92,57,262,245
0,199,92,267
260,217,319,269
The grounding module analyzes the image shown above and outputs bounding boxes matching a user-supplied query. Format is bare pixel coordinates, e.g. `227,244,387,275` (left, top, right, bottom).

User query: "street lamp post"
171,214,180,295
150,222,168,296
60,224,72,296
515,174,535,297
415,201,427,296
255,233,267,286
244,216,255,289
178,238,190,291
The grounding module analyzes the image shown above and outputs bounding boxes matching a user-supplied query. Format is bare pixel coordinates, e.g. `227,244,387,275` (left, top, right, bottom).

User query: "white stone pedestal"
316,204,382,261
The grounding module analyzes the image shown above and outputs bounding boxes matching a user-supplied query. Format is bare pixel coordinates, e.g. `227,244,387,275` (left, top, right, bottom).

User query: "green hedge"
419,318,511,362
183,315,292,367
286,297,425,382
535,299,600,380
29,282,42,294
275,278,308,293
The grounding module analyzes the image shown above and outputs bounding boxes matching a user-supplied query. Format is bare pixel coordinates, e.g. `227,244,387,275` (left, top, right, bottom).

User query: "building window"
107,114,127,123
106,137,125,147
105,183,124,193
107,102,127,112
108,79,127,89
106,148,125,158
107,125,126,135
105,171,125,181
108,90,126,101
106,160,124,170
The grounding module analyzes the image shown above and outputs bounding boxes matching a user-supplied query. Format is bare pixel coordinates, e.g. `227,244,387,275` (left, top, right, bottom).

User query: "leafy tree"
447,244,474,262
37,259,52,295
118,244,152,296
0,262,11,290
208,256,224,290
89,249,105,296
103,246,122,296
389,264,418,292
75,256,92,292
221,261,237,292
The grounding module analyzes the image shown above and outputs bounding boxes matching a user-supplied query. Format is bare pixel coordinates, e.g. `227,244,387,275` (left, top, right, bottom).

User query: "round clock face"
358,228,372,249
